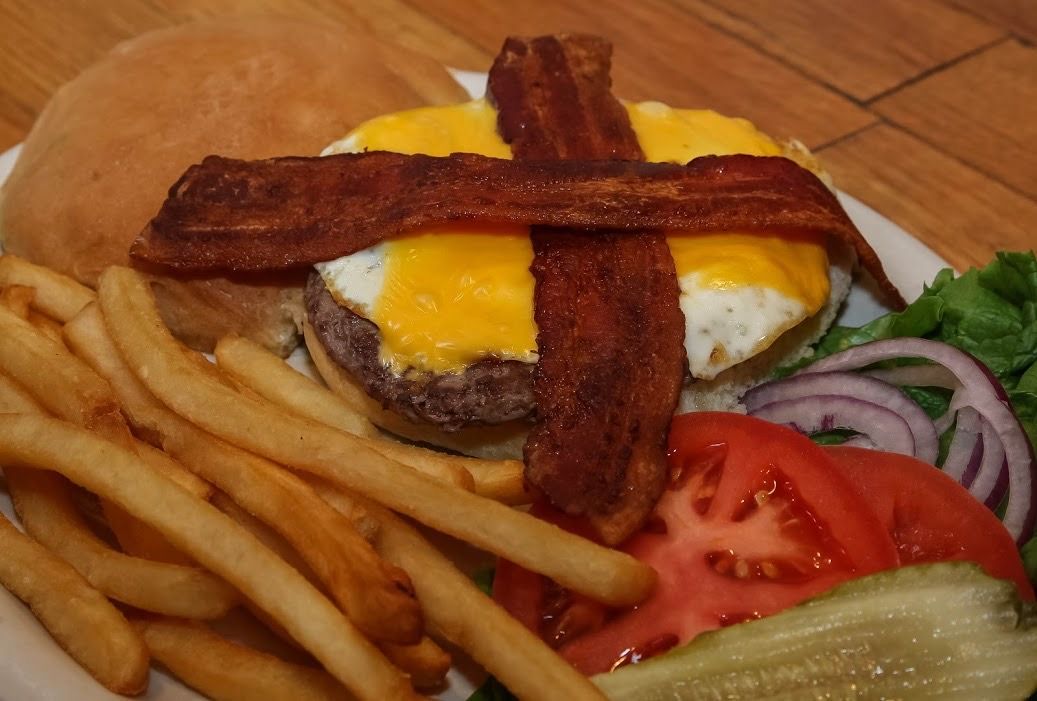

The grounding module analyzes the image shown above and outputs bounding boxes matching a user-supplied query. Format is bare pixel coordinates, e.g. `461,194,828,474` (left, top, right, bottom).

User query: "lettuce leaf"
472,567,495,597
1023,536,1037,585
467,677,517,701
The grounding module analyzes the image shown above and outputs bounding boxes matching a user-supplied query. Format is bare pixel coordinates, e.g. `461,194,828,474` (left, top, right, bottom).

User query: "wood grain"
819,123,1037,272
874,39,1037,201
414,0,876,148
951,0,1037,42
681,0,1003,100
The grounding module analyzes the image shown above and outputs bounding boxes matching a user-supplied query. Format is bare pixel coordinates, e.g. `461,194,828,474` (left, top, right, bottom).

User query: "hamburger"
129,32,901,544
302,71,856,461
0,18,468,354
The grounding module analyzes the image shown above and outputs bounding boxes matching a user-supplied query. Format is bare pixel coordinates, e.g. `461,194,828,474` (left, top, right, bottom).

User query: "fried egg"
317,99,830,381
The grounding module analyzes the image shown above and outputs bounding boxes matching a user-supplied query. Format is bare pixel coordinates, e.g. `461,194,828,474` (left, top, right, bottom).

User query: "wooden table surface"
1,0,1034,273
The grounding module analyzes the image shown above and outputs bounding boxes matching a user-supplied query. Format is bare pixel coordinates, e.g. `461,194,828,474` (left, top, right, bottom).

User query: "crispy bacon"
489,34,684,544
131,151,904,308
488,35,644,160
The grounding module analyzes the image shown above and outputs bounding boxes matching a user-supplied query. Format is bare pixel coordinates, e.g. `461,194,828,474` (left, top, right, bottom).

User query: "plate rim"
0,74,953,701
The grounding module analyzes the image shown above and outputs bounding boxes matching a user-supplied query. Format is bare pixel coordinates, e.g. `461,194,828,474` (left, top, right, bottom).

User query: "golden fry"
0,303,186,561
0,512,149,695
66,303,421,644
7,467,236,618
0,371,43,413
0,370,226,616
134,439,212,501
65,304,379,545
0,255,95,322
315,484,607,701
380,637,452,691
213,490,449,689
0,413,418,700
216,334,475,491
215,334,376,438
0,283,66,344
212,494,442,689
462,459,531,505
29,310,66,345
211,491,313,575
1,284,34,318
102,267,654,607
136,617,351,701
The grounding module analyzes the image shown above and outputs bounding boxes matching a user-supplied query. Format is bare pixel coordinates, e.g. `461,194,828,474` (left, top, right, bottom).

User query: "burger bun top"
0,17,468,354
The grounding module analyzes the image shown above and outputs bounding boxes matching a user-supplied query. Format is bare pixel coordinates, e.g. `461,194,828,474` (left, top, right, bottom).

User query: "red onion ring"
944,407,982,484
842,435,878,449
800,338,1035,543
748,395,916,457
972,419,1009,510
865,364,959,389
744,372,938,463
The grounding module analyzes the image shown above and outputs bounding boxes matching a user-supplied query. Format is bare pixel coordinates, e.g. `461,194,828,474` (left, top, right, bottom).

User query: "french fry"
0,366,210,501
304,319,528,459
216,334,532,499
7,467,236,618
380,637,452,691
0,282,67,349
209,491,306,650
66,303,422,644
0,512,149,695
0,370,232,617
0,413,418,700
1,284,34,318
0,254,95,322
212,491,313,575
102,267,655,608
463,459,531,505
171,436,422,644
29,310,66,345
0,371,43,413
314,483,607,701
135,617,351,701
216,335,476,491
215,334,378,438
134,439,213,501
0,303,187,562
213,490,449,689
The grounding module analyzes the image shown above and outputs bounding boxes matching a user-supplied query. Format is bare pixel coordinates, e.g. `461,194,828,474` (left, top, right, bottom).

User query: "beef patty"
305,272,536,430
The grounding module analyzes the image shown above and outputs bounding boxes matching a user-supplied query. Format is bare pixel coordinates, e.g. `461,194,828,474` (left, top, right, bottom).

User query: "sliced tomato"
495,413,899,675
825,445,1034,601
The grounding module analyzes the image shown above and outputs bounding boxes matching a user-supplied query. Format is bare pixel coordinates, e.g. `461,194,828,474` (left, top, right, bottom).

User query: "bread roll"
0,18,468,354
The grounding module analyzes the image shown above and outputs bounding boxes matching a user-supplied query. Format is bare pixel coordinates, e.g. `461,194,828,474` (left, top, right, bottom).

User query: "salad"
471,251,1037,700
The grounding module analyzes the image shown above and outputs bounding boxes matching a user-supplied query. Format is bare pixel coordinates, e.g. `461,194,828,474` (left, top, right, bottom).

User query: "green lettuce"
1023,536,1037,585
472,567,495,597
467,676,517,701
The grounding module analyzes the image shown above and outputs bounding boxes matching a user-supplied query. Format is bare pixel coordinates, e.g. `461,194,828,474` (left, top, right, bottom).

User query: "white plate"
0,72,951,701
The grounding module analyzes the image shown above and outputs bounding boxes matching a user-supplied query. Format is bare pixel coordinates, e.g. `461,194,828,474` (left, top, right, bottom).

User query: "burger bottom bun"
0,17,468,355
149,273,306,358
304,242,856,461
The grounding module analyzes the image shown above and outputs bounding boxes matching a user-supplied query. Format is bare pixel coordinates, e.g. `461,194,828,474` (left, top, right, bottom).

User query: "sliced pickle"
595,563,1037,700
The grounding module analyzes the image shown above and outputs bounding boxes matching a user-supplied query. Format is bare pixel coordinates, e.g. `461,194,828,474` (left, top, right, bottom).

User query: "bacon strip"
131,151,904,308
488,34,685,545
